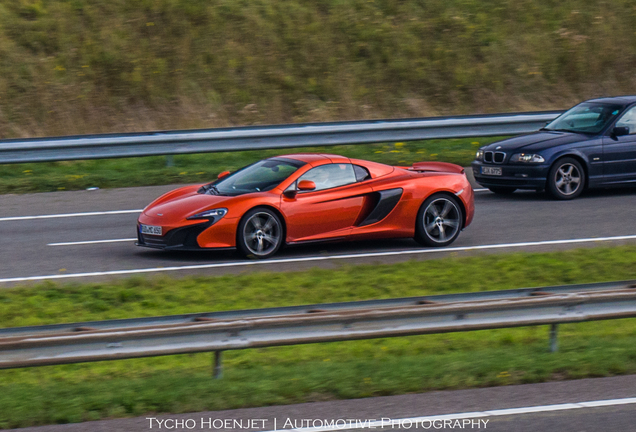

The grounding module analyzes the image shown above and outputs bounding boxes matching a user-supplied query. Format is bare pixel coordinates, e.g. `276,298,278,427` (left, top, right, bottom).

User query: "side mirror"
297,180,316,191
612,126,629,137
217,170,230,179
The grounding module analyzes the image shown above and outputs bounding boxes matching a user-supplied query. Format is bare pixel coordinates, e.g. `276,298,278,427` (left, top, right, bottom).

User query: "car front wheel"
415,194,463,247
237,208,284,259
547,158,584,200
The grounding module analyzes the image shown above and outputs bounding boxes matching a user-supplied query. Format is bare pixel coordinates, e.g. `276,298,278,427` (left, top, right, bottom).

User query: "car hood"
484,131,586,152
143,188,237,220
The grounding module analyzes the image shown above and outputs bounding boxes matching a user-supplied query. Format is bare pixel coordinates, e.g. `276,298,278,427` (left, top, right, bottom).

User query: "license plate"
481,166,502,176
141,224,162,236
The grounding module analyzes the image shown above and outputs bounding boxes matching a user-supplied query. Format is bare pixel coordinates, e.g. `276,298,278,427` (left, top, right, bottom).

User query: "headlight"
187,208,228,221
475,150,484,161
511,153,545,163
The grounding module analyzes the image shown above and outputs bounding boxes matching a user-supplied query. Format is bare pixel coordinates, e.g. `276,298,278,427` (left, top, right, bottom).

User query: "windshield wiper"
542,128,577,133
199,184,219,195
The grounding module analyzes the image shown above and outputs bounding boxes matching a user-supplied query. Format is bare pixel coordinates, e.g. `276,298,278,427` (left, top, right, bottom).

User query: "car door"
603,105,636,184
281,163,372,242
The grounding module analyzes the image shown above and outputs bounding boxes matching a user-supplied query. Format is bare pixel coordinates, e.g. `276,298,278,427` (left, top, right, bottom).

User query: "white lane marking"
0,210,142,222
259,397,636,432
579,397,636,407
48,238,136,246
2,234,636,283
484,403,581,416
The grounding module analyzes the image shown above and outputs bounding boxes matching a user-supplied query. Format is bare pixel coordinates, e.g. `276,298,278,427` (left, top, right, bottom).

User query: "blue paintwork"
472,96,636,190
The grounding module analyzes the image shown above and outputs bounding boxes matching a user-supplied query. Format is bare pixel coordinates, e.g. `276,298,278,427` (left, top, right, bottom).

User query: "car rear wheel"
489,187,517,195
237,208,283,259
547,158,584,200
415,194,463,247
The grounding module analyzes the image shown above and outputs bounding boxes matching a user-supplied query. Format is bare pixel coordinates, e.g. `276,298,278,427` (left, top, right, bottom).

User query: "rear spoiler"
401,161,465,174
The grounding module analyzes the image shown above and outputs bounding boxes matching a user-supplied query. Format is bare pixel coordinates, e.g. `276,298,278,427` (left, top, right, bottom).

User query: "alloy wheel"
423,198,461,244
242,212,282,256
554,163,582,196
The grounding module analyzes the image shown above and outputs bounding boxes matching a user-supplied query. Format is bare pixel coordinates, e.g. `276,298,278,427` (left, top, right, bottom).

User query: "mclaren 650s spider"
137,154,475,258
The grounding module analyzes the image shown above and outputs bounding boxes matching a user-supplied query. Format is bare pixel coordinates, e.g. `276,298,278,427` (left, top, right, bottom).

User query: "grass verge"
1,246,636,427
0,137,502,194
0,0,633,136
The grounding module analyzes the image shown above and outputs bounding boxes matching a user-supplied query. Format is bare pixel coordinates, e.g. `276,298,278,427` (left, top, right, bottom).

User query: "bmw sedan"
472,96,636,199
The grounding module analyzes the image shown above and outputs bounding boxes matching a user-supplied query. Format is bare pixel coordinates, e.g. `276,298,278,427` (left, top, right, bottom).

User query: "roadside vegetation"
1,0,636,139
2,0,636,428
0,137,504,194
3,0,635,193
1,246,636,427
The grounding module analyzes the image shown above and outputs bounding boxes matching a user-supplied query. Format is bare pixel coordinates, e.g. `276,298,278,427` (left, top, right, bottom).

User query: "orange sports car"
137,154,475,258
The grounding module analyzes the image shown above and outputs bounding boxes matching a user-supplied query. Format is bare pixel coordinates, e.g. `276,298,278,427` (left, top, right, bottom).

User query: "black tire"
415,194,464,247
547,157,585,200
237,208,284,259
488,187,517,195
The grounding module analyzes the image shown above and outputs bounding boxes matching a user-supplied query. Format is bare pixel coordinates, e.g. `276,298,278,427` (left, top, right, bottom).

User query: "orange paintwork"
137,154,475,250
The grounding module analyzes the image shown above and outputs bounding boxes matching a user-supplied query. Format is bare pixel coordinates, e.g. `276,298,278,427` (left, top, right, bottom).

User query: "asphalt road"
1,171,636,285
3,176,636,432
10,375,636,432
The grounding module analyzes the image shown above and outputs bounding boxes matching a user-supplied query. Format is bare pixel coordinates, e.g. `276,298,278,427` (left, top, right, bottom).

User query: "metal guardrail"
0,111,562,163
0,279,627,339
0,281,634,376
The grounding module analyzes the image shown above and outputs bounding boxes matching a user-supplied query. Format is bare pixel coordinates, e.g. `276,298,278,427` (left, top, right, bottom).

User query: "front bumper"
136,214,239,251
137,221,213,251
471,161,549,190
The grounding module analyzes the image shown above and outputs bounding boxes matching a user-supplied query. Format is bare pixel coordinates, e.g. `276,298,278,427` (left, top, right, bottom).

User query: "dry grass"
2,0,636,138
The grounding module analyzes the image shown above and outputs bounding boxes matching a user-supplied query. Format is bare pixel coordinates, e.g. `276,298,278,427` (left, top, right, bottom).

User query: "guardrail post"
213,351,223,379
549,324,558,353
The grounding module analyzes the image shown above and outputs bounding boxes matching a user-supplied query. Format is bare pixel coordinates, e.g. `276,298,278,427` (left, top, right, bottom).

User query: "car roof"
584,95,636,106
274,153,349,164
275,153,396,178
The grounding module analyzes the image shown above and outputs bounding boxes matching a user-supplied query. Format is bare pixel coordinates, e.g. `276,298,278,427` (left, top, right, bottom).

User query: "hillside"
1,0,635,138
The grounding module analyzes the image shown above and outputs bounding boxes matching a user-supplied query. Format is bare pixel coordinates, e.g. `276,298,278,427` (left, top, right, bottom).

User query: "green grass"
0,0,635,138
0,137,501,194
1,246,636,427
4,0,634,193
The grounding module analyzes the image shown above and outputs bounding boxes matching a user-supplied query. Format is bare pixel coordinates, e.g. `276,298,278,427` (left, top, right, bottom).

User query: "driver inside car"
300,164,351,191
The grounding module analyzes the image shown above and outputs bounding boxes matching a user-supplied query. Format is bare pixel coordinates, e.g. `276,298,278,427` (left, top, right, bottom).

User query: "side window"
298,164,356,191
353,165,371,182
615,106,636,134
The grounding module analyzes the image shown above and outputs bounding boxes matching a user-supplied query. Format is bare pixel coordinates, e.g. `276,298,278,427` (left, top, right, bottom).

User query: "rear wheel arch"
414,192,464,247
426,191,467,228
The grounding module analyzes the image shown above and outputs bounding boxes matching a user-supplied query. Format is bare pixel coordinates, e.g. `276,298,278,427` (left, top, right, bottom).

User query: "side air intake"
358,188,403,226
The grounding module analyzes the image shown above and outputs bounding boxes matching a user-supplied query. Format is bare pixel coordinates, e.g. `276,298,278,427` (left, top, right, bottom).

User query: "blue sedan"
472,96,636,199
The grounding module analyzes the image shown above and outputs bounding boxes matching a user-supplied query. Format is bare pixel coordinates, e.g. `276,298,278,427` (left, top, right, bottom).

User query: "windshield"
543,103,623,134
205,158,305,196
